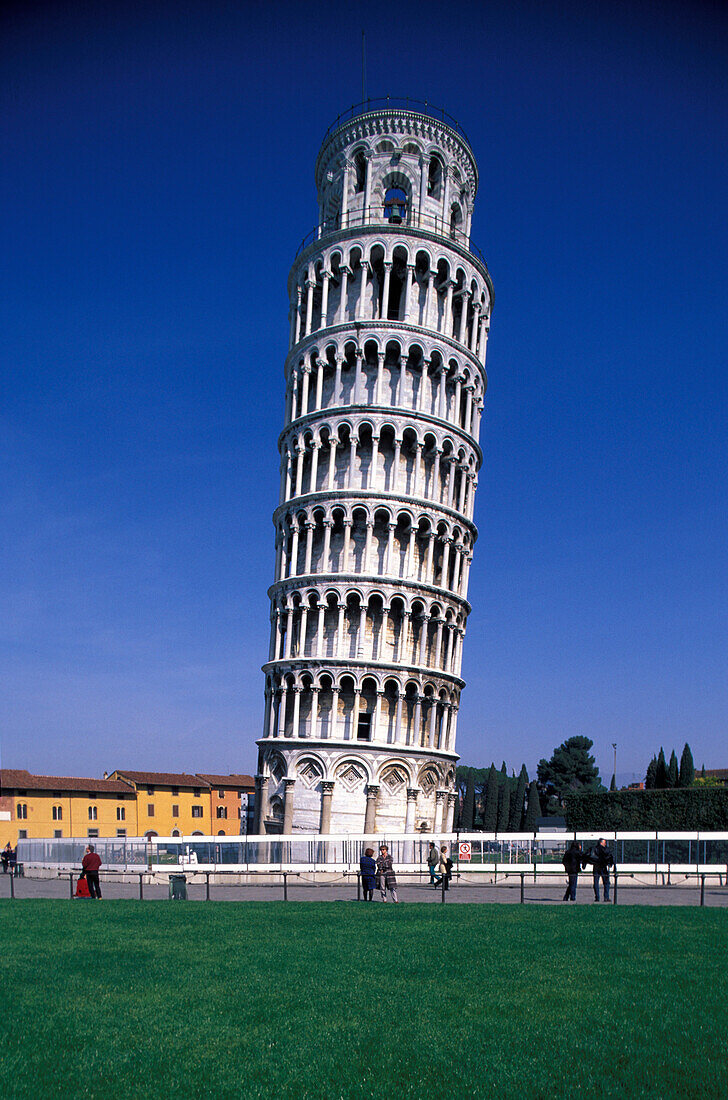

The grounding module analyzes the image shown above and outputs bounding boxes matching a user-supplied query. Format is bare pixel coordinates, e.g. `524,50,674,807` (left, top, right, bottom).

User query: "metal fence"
16,832,728,876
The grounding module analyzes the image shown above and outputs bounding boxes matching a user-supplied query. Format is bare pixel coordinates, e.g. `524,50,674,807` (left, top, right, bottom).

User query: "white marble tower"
254,100,492,834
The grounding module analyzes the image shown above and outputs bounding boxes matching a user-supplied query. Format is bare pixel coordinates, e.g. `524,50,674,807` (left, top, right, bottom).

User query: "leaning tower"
254,100,492,835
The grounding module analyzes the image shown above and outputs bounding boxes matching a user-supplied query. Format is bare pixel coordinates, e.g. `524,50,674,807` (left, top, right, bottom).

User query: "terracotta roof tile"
0,770,132,794
196,773,255,788
111,770,211,788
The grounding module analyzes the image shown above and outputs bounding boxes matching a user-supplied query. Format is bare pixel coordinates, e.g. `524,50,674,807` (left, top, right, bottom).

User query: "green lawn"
1,901,726,1099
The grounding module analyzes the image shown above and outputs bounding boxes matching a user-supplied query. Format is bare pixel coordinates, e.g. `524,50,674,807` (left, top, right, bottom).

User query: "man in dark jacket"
587,838,614,902
81,844,103,899
562,841,585,901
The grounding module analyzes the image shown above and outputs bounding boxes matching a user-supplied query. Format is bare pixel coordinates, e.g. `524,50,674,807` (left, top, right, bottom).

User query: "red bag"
75,876,91,898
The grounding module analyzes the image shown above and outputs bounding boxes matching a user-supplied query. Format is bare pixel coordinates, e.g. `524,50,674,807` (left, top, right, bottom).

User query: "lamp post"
612,743,617,789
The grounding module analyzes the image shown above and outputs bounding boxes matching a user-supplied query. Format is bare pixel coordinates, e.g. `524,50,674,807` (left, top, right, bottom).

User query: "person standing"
359,847,376,901
588,838,614,902
376,844,398,903
434,845,453,890
562,840,585,902
426,841,438,885
1,843,10,874
82,844,103,900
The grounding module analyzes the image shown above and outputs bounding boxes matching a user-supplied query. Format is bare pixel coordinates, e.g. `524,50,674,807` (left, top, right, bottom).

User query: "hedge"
564,788,728,830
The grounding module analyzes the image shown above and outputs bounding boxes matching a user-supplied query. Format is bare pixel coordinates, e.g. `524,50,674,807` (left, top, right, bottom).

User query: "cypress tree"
483,765,499,831
679,743,695,788
497,783,511,832
668,750,679,789
701,764,706,780
609,773,617,791
461,772,475,831
510,764,529,830
645,756,657,789
655,748,668,789
523,780,541,832
451,791,461,831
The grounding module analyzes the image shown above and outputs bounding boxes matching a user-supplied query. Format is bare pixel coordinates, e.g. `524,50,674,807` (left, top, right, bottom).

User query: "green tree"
645,756,657,789
509,765,529,830
668,750,679,789
497,783,511,832
461,772,475,830
655,748,668,789
609,773,617,791
523,780,541,831
537,735,603,812
679,743,695,788
482,765,499,831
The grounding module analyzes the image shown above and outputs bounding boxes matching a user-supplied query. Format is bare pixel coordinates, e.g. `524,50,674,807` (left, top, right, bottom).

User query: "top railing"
294,207,490,274
320,97,473,150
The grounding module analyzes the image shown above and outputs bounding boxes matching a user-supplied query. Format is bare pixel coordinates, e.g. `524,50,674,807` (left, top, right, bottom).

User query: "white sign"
459,841,472,861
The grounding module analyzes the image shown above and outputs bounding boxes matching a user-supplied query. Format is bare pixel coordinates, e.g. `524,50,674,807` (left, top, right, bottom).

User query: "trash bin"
169,874,187,900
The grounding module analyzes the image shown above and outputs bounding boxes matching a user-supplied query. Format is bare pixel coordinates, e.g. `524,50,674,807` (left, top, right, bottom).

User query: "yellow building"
108,771,255,836
108,771,215,837
0,769,137,847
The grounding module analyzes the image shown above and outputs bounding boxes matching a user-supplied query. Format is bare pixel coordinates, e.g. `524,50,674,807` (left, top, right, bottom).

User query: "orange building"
0,769,136,847
196,773,255,835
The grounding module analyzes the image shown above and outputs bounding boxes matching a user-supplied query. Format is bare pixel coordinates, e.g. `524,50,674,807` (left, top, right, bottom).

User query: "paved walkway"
2,874,727,907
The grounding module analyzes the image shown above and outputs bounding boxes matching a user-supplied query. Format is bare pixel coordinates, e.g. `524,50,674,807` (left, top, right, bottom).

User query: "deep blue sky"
2,0,727,784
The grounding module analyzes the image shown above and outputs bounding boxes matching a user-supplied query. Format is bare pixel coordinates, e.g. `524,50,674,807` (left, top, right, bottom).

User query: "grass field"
2,901,726,1099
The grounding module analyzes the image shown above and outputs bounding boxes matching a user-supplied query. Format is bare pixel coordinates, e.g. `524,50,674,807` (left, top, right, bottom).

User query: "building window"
217,830,225,836
117,806,125,821
88,792,96,799
191,806,203,819
88,806,98,821
17,803,28,819
216,806,227,820
52,805,63,821
147,786,154,795
53,791,61,798
147,804,155,817
54,830,62,839
171,787,179,796
357,714,372,740
18,830,27,840
193,789,201,798
88,828,99,839
117,829,126,838
218,789,225,798
172,804,179,818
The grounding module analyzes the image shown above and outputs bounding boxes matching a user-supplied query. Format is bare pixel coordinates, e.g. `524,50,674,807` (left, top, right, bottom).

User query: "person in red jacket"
81,844,102,899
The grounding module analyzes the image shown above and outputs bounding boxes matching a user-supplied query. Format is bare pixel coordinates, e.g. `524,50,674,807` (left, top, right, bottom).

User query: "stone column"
320,780,335,834
434,790,446,833
341,520,352,573
405,788,419,833
291,686,302,738
375,352,385,403
322,519,332,571
330,686,340,740
381,262,392,319
282,778,296,834
304,523,314,574
364,784,379,834
327,438,337,489
254,775,269,834
309,686,319,739
301,362,311,412
446,793,457,833
304,281,315,339
351,688,361,740
309,442,320,493
373,690,383,741
316,602,326,656
320,274,330,329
